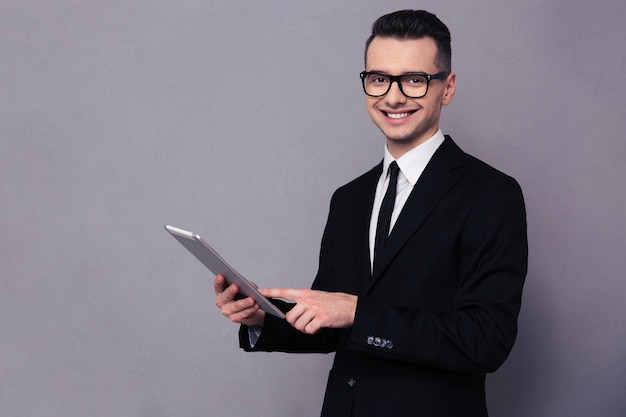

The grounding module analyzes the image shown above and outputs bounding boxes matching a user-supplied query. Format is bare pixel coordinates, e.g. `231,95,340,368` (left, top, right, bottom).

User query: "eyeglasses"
360,71,450,98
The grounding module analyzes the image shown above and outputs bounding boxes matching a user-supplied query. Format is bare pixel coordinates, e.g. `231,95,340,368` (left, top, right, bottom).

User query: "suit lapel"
370,137,465,286
352,163,382,294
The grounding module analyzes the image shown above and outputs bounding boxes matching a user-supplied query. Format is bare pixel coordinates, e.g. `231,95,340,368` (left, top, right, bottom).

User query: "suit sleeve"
349,174,528,373
238,299,339,353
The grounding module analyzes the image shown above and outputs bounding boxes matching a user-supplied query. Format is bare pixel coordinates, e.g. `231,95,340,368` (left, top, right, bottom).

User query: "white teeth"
387,112,409,119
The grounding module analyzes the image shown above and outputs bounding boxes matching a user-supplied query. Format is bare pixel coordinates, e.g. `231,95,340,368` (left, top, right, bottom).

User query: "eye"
404,75,427,85
367,74,389,84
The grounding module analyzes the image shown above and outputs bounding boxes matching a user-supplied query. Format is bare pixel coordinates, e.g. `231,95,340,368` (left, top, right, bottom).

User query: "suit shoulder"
437,136,521,190
453,154,526,217
461,152,521,189
332,164,381,199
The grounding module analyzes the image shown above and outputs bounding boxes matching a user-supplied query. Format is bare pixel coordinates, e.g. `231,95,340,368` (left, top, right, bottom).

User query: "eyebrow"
365,70,430,75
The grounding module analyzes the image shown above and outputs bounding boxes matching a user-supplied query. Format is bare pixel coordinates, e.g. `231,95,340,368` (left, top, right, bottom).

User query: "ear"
441,72,456,106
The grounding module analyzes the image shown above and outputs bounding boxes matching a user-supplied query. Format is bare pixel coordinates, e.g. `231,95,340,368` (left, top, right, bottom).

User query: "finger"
232,309,261,325
226,301,260,322
284,299,320,334
215,283,240,309
260,287,304,300
292,307,318,334
304,318,322,335
234,308,265,328
213,274,227,295
223,283,240,301
284,301,307,325
220,296,256,317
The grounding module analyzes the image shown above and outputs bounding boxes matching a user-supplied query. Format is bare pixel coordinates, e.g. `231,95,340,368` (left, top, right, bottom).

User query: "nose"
385,80,407,106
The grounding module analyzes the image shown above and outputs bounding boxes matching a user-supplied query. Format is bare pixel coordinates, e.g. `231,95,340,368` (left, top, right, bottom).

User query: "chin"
384,132,418,144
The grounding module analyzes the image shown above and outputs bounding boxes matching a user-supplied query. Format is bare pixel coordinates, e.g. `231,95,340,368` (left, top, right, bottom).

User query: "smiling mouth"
385,111,415,119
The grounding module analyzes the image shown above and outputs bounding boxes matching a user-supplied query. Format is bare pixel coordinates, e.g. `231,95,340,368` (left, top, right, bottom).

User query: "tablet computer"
165,224,285,319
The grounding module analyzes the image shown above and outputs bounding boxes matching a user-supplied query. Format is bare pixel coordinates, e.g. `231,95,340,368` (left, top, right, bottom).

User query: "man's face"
364,36,456,157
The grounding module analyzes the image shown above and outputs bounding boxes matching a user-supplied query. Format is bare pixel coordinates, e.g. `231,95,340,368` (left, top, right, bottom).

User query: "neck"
386,128,439,159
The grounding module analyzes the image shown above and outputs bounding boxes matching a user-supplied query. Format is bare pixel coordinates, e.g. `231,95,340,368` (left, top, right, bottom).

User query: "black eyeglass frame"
359,71,450,98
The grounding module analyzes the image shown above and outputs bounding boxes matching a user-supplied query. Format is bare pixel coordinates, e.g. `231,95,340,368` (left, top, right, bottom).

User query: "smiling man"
362,35,455,158
214,10,527,417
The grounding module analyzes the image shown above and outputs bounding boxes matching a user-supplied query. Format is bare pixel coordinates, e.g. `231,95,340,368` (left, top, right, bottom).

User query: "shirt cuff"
248,326,263,347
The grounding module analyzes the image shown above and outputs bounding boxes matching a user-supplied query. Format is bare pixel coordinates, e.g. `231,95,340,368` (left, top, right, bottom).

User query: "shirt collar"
382,129,446,186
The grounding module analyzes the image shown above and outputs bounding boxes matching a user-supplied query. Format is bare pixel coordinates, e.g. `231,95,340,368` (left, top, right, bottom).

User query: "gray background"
2,1,625,416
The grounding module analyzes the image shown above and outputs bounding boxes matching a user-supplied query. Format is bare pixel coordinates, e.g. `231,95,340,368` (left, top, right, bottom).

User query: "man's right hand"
214,274,265,328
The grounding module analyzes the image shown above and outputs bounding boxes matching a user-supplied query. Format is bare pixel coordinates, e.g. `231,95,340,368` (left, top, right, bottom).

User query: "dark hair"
364,10,452,72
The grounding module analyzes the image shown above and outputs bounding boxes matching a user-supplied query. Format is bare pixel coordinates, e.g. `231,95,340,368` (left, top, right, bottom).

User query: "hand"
214,274,265,328
259,288,357,335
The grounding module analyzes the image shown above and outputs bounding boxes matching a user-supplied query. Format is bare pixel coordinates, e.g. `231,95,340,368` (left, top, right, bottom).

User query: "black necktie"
374,161,400,266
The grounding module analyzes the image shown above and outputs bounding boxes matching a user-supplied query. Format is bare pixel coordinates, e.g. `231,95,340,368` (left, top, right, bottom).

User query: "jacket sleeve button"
347,378,357,388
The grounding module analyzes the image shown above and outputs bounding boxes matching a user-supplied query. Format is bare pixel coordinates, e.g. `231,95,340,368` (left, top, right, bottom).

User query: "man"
214,9,527,417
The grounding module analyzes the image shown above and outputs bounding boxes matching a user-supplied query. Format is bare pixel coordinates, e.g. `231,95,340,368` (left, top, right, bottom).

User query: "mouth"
383,110,416,120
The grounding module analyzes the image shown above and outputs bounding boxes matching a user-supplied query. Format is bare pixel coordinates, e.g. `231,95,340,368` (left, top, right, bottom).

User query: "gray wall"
2,1,625,416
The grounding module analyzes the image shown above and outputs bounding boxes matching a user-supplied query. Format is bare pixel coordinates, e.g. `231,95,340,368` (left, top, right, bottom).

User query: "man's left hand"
259,288,357,335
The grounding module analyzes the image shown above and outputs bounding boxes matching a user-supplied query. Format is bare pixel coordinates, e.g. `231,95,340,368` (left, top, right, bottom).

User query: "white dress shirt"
368,129,445,271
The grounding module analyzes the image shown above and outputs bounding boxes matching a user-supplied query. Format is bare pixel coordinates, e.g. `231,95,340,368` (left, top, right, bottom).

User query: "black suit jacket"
240,136,528,417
